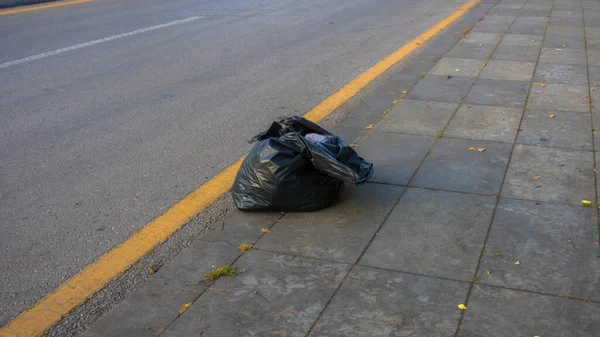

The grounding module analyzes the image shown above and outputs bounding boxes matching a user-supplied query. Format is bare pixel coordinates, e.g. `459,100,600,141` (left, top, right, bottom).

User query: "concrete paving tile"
460,32,504,44
502,144,595,204
405,75,474,102
411,138,512,195
429,57,486,77
546,25,585,37
459,285,600,337
309,267,469,337
488,8,522,17
552,9,583,17
539,47,587,65
376,99,459,136
446,41,497,59
444,104,522,143
527,83,589,112
589,86,600,113
588,36,600,50
586,26,600,39
534,63,588,85
495,3,524,9
82,240,242,337
550,15,585,26
470,22,511,34
543,34,586,49
418,32,464,57
508,23,547,35
523,3,552,10
465,79,530,107
359,188,495,281
520,8,552,16
479,60,536,81
255,184,403,263
517,109,593,150
477,199,600,300
513,16,548,25
588,66,600,85
491,44,540,62
501,33,543,46
355,131,435,185
161,250,350,337
201,210,282,246
588,49,600,66
584,15,600,27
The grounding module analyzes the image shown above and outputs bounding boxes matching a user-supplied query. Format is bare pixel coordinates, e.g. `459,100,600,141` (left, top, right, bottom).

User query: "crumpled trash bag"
231,116,374,212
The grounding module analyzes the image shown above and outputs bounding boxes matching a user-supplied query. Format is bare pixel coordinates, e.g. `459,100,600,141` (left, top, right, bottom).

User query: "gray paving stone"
444,104,522,143
477,199,600,300
513,16,548,25
359,188,495,281
479,60,536,81
376,99,459,136
550,15,585,26
552,9,582,17
309,267,469,337
587,36,600,50
523,3,552,10
465,79,530,107
534,63,589,85
588,66,600,85
355,131,435,185
517,109,593,150
161,250,350,337
520,8,552,17
429,57,486,77
491,44,540,62
446,41,497,59
201,210,282,246
584,26,600,38
589,86,600,113
255,184,403,263
508,23,547,35
470,22,510,34
546,24,585,37
543,33,586,49
460,32,504,44
539,47,587,65
527,83,590,112
82,240,242,337
459,285,600,337
501,33,543,46
411,137,512,195
502,144,595,204
588,49,600,66
405,75,474,102
495,3,524,9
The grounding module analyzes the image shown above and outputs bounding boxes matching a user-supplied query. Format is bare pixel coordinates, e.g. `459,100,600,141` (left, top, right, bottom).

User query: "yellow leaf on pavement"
515,261,521,265
477,148,485,152
581,200,592,207
458,304,467,310
365,124,374,130
179,302,192,315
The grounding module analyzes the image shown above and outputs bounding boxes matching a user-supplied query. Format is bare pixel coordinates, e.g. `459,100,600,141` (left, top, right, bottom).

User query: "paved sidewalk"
82,0,600,336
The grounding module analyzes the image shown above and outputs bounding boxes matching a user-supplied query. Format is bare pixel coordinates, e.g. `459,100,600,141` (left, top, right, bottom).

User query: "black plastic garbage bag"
231,116,374,212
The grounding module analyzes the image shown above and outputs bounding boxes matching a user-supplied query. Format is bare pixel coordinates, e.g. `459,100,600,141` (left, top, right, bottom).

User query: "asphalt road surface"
0,0,467,326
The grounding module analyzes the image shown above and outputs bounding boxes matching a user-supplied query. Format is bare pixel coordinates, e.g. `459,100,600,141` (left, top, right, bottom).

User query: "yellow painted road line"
0,0,479,336
0,0,92,16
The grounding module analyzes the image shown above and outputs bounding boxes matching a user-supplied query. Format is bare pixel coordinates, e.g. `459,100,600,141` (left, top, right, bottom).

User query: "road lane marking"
0,16,203,69
0,0,480,336
0,0,92,16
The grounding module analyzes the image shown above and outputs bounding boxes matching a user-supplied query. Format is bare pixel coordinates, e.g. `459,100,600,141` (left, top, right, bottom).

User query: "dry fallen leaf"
148,264,158,275
402,90,408,94
179,302,192,315
349,143,357,148
393,99,400,104
477,148,486,152
455,68,460,72
533,176,540,180
486,270,491,276
479,43,483,46
492,195,498,199
548,114,555,118
531,39,535,42
446,75,451,79
563,44,566,47
468,147,477,151
515,261,521,265
495,252,501,256
365,124,374,130
540,83,546,88
261,228,270,234
581,200,592,207
458,304,467,310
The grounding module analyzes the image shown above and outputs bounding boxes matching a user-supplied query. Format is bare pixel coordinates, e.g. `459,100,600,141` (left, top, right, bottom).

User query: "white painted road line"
0,16,203,69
